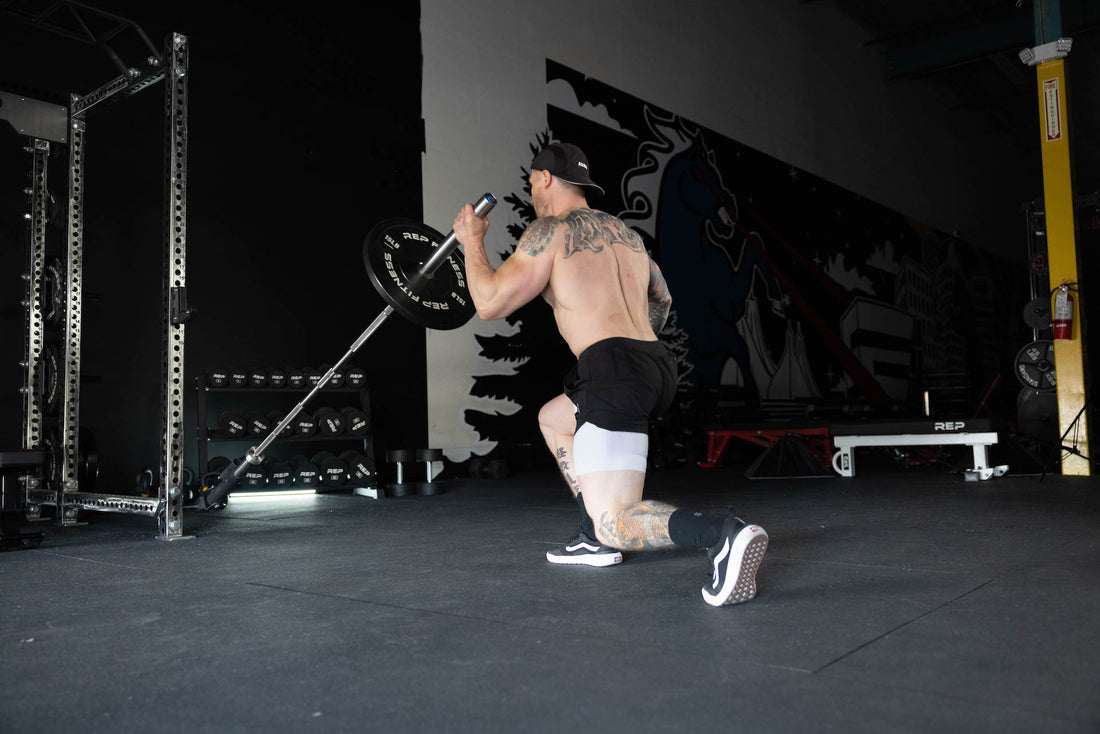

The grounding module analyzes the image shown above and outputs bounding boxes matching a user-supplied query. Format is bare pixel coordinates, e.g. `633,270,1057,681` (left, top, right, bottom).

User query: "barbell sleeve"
413,192,496,284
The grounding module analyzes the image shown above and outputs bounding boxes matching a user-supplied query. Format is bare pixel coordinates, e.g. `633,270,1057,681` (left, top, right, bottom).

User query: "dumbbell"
344,365,366,387
241,462,267,488
386,449,415,496
339,450,376,486
289,454,320,488
267,411,291,437
266,459,293,487
340,406,370,436
311,451,347,489
387,448,445,497
293,412,318,436
318,364,345,388
207,367,229,387
217,411,247,438
314,407,345,436
246,412,272,436
247,368,268,388
306,367,325,388
212,455,263,489
415,448,445,495
285,366,307,389
266,366,287,389
227,367,249,388
267,411,295,437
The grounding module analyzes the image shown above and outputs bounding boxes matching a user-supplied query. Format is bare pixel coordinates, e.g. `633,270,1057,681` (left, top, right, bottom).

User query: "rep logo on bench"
934,421,966,431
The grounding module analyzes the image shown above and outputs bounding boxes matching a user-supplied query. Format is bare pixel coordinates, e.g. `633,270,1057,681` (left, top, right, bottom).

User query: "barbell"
193,193,496,511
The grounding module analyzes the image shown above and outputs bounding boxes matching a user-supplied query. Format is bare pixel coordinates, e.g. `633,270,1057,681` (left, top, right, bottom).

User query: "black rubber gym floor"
2,458,1098,733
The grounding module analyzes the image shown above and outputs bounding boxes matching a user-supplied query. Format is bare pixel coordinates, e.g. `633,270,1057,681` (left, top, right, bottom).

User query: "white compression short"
573,422,649,475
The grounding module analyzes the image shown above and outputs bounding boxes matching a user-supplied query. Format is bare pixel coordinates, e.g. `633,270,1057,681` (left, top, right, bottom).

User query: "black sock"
668,508,725,548
576,492,597,538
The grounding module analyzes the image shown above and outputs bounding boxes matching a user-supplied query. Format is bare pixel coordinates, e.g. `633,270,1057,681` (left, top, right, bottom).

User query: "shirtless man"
453,142,767,606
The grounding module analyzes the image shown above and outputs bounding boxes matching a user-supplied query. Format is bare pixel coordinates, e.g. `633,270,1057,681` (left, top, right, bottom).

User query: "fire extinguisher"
1052,281,1076,340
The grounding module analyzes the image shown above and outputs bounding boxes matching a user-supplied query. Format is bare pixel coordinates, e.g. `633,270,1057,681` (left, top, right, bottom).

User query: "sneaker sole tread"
702,527,768,607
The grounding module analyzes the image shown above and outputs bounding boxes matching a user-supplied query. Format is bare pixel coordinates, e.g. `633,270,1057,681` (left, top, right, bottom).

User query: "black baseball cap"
530,142,605,197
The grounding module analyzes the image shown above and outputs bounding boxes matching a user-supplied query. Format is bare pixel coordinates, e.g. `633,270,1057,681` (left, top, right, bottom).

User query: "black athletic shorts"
564,337,677,433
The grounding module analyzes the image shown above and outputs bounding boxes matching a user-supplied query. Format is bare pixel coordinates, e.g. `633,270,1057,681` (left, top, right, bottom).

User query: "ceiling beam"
882,0,1097,79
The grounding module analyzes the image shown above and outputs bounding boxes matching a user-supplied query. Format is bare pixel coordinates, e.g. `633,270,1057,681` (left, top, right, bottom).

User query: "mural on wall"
464,60,1025,452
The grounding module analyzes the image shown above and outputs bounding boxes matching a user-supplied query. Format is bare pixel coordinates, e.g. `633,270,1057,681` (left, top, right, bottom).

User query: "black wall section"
0,2,427,489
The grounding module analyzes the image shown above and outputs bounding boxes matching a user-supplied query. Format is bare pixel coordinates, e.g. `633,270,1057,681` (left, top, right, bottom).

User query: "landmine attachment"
193,194,495,510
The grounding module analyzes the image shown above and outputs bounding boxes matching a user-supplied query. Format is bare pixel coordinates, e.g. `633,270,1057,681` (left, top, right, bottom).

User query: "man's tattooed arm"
647,257,672,333
518,217,559,256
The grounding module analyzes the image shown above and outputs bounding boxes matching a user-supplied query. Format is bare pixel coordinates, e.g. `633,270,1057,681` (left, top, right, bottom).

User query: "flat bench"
830,419,1006,480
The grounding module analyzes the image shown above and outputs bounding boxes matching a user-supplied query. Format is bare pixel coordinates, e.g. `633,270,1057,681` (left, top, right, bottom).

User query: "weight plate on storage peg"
1022,297,1052,330
43,256,64,328
1017,388,1058,442
1014,340,1056,391
363,219,476,330
42,343,61,414
43,431,62,490
79,426,99,491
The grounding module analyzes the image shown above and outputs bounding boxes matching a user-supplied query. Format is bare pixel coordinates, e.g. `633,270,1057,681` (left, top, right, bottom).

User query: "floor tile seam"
20,548,142,570
813,668,1099,726
811,575,1000,674
240,581,803,667
760,556,977,574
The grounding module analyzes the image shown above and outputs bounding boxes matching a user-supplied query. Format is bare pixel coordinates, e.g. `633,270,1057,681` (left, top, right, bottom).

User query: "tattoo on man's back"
561,210,644,258
520,210,645,259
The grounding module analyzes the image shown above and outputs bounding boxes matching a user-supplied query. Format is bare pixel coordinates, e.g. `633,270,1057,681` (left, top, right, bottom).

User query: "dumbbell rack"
194,373,378,497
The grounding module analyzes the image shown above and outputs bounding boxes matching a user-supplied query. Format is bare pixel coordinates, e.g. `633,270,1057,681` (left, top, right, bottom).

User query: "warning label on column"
1043,78,1062,142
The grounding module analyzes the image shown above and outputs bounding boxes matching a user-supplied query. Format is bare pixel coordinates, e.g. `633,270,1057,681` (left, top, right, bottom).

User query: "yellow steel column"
1034,57,1090,475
